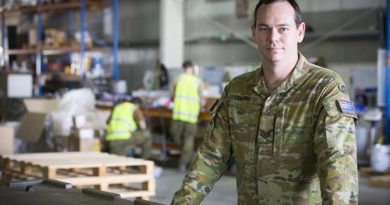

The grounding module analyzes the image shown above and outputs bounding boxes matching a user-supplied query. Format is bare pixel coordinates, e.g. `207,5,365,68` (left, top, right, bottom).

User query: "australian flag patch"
337,100,355,114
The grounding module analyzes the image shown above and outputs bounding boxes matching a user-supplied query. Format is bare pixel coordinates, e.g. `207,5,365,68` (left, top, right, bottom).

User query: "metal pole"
1,0,7,67
36,0,43,96
80,0,86,84
36,13,42,76
112,0,118,81
386,0,390,144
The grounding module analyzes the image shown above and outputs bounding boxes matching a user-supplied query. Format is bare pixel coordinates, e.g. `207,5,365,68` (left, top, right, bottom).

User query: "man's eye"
279,27,289,32
259,27,269,32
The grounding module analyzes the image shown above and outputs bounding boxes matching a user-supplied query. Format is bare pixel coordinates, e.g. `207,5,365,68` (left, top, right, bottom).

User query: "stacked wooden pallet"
359,167,390,188
0,152,155,199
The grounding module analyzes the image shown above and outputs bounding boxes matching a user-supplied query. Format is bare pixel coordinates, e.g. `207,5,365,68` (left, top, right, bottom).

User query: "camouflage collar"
249,52,309,96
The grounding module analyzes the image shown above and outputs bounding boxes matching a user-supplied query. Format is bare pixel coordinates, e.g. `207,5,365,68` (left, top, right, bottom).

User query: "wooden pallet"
359,167,390,177
368,175,390,188
0,152,155,199
359,167,390,189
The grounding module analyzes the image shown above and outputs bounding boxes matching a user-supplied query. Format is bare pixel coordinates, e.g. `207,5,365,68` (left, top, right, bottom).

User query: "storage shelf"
8,46,110,56
1,0,119,91
41,46,110,55
0,1,109,15
8,48,38,55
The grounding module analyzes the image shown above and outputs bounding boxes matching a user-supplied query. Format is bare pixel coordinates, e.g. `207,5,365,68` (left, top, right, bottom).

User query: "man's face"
252,1,305,64
184,66,194,74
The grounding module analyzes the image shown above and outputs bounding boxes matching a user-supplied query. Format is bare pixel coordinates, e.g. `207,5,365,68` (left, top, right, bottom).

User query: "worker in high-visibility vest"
105,97,152,159
170,60,203,172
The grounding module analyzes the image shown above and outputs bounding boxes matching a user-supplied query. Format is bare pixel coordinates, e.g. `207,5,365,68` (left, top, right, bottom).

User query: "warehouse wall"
179,0,383,96
184,0,383,66
185,0,386,16
117,0,159,43
114,0,159,90
299,0,385,11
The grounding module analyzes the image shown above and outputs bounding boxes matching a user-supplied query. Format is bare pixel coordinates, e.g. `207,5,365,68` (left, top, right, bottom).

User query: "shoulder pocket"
322,99,358,120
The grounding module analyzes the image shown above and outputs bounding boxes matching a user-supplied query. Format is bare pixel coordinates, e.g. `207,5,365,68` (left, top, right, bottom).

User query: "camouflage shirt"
171,53,358,205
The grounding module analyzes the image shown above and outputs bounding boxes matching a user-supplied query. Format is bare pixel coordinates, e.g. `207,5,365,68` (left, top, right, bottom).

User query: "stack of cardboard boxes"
2,99,107,153
68,115,102,152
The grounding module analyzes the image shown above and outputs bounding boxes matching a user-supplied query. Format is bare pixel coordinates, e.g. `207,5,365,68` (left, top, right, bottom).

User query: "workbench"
96,104,212,122
96,104,212,160
140,107,211,122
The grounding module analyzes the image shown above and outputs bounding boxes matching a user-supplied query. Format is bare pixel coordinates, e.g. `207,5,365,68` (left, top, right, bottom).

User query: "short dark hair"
182,60,194,69
130,97,142,105
253,0,302,28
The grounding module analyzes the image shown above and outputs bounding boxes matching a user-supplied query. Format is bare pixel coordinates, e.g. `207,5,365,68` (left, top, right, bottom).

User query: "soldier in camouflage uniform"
171,0,358,204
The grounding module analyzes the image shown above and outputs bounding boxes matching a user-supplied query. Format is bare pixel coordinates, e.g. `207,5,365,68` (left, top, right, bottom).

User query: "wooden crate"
0,152,155,199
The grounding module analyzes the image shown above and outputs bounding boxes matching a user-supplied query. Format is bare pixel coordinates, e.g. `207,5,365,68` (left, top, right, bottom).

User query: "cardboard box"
72,115,86,128
80,138,100,152
17,99,59,142
0,126,14,155
68,127,100,152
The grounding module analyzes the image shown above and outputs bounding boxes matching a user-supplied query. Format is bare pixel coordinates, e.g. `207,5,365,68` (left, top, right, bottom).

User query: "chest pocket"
228,99,261,142
274,106,314,156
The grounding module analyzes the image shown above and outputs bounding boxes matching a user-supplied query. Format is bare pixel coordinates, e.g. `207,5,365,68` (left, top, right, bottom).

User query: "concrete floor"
150,168,390,205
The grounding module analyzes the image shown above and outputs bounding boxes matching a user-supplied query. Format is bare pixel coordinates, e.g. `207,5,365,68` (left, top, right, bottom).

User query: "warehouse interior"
0,0,390,204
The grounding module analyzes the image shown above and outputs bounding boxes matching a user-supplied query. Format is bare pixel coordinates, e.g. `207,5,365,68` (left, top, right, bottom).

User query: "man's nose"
268,29,280,42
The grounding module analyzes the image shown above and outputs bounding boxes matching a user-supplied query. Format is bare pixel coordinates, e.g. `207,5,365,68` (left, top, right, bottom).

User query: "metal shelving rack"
386,0,390,144
0,0,119,94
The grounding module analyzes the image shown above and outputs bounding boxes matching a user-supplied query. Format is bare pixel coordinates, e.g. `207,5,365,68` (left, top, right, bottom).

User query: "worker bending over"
105,97,152,159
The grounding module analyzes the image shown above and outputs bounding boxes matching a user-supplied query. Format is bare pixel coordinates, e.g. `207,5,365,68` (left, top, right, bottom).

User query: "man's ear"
297,22,305,43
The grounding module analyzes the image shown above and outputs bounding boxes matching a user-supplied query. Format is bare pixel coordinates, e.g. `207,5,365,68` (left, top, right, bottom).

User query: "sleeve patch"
337,100,355,114
322,99,358,119
338,84,348,94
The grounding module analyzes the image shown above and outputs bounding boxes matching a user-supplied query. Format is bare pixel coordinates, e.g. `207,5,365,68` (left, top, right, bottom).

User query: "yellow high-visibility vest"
173,74,201,123
105,102,138,141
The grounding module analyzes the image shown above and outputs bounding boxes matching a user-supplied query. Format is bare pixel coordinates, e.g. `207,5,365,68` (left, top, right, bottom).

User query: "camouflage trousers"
170,120,197,165
107,130,152,159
